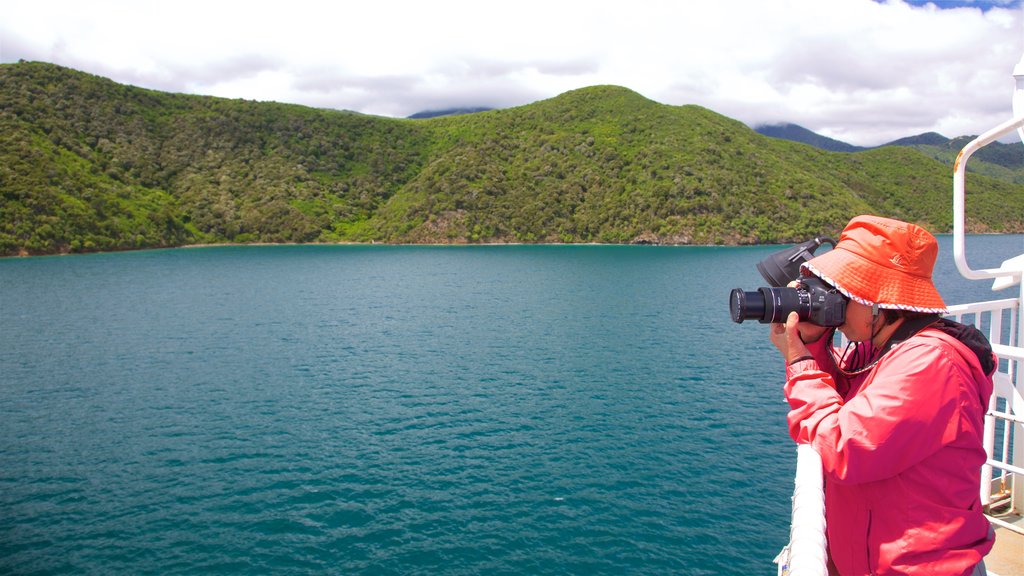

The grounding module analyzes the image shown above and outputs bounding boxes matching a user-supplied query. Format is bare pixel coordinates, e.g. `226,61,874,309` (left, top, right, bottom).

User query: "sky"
2,0,1023,146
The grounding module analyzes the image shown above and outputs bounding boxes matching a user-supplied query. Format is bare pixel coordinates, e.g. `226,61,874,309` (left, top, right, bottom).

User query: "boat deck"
987,512,1023,576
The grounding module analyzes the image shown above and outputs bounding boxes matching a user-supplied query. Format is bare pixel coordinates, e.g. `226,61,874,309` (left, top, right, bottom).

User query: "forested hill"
2,61,1023,256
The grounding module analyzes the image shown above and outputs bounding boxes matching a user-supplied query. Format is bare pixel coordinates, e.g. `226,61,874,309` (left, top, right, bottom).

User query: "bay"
1,235,1020,575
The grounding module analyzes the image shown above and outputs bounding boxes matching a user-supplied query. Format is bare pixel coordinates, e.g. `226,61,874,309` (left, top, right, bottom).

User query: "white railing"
775,445,828,576
951,102,1024,536
953,114,1024,283
946,299,1023,535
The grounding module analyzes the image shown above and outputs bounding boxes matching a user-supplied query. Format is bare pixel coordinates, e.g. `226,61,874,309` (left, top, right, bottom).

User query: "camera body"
730,276,847,326
728,236,846,327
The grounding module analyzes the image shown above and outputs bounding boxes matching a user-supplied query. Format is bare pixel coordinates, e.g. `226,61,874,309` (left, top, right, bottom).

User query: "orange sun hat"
801,215,947,314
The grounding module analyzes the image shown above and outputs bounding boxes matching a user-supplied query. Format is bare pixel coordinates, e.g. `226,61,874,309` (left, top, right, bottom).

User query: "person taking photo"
770,215,996,575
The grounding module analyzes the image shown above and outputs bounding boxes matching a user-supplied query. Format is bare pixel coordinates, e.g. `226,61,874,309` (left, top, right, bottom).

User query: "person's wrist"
788,354,815,366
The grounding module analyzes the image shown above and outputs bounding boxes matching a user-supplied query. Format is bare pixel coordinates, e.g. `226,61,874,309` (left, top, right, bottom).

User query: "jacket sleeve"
784,340,962,484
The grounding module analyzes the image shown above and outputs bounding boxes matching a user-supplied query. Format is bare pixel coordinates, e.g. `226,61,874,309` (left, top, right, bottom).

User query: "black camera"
729,236,847,327
729,276,847,326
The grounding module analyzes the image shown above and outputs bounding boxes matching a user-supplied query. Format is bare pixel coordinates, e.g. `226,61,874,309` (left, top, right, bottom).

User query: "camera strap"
832,314,942,378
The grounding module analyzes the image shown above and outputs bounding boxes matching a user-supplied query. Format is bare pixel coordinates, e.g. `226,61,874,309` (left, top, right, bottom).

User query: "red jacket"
785,325,994,575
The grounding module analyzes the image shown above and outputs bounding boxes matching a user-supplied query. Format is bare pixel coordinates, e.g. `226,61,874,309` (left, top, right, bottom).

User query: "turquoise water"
1,237,1020,575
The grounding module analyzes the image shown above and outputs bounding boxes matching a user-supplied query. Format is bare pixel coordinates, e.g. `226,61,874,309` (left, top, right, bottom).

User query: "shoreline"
4,241,728,259
3,232,1022,259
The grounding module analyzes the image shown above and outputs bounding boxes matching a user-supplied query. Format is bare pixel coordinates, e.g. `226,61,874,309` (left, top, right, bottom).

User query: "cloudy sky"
2,0,1023,146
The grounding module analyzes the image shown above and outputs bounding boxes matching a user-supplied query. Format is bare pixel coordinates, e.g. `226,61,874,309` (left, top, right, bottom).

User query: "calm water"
1,236,1021,575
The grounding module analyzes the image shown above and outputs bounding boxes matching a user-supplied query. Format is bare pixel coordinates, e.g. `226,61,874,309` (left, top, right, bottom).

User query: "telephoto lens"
729,287,806,324
730,289,761,323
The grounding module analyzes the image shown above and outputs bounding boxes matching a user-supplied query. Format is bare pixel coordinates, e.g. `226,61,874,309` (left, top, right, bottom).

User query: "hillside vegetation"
2,61,1023,256
896,133,1024,184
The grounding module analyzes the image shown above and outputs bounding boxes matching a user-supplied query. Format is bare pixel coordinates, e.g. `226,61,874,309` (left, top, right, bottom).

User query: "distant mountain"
884,132,950,147
757,123,1024,183
754,123,866,152
407,107,493,119
949,136,1024,170
2,61,1022,256
884,133,1024,181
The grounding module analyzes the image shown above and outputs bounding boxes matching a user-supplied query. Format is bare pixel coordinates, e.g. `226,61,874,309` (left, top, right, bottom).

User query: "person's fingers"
786,311,801,335
787,312,807,360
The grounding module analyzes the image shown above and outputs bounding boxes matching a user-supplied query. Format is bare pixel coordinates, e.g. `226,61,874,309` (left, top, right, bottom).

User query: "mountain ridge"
407,107,494,119
754,123,866,153
2,61,1022,256
754,123,1024,180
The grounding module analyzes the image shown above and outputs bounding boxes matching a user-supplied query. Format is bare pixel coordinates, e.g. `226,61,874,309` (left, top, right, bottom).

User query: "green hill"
2,61,1022,256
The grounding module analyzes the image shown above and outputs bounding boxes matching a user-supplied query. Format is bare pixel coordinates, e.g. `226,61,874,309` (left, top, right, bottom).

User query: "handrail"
991,342,1024,362
952,114,1024,281
951,116,1023,545
947,298,1020,316
776,444,827,576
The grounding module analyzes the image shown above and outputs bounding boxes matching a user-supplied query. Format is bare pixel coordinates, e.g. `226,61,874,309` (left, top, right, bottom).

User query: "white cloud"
1,0,1022,145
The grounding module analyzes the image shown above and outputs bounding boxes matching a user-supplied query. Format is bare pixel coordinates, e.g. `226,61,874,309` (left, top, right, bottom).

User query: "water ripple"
2,240,1019,574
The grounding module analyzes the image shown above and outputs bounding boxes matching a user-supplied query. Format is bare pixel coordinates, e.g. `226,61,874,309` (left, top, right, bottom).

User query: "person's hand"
788,279,830,346
770,312,813,364
769,281,830,364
